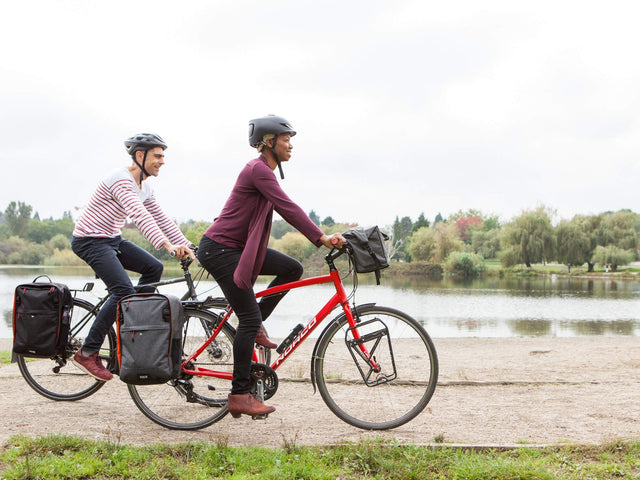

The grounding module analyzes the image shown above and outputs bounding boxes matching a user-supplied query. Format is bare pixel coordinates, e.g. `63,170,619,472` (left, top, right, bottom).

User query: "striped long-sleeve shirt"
73,168,190,249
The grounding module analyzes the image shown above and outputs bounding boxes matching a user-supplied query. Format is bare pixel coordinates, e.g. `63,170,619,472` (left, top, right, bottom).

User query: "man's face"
272,134,293,162
139,146,165,176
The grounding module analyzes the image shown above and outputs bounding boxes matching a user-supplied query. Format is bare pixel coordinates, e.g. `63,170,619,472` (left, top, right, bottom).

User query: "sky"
2,0,640,231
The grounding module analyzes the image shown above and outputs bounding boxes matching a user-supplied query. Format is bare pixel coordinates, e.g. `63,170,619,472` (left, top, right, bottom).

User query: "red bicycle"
127,245,439,430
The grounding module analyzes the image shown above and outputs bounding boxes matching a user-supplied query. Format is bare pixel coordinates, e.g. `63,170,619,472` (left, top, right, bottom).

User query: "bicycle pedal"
251,414,269,420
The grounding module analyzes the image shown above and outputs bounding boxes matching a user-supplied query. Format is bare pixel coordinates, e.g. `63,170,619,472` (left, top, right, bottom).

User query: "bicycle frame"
182,251,379,380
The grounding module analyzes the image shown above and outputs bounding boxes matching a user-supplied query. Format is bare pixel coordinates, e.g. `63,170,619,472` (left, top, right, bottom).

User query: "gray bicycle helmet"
248,115,296,148
124,133,167,183
124,133,167,156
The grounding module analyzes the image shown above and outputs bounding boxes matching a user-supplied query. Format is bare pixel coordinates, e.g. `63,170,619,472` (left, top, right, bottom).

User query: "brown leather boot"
227,393,276,418
255,324,277,349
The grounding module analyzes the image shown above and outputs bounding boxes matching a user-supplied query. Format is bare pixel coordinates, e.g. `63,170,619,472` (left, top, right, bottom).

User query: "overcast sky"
2,0,639,231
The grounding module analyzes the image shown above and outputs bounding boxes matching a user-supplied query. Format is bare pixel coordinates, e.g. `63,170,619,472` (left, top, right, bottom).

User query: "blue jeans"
197,235,303,394
71,236,164,353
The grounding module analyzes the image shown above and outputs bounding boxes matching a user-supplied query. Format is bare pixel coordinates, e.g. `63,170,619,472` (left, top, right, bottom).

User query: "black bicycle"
15,253,257,401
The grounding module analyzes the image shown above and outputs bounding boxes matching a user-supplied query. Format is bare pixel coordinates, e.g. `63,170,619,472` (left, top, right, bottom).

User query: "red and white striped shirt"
73,168,190,249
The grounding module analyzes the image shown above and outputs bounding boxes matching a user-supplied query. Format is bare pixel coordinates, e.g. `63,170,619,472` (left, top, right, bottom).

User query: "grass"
0,351,11,365
1,435,639,479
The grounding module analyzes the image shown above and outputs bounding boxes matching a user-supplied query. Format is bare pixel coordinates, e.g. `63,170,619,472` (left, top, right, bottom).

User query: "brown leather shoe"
255,324,277,349
227,393,276,418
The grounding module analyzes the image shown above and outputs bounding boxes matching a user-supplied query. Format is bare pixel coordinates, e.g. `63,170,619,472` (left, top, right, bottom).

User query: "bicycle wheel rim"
128,308,234,430
314,305,438,430
17,298,115,401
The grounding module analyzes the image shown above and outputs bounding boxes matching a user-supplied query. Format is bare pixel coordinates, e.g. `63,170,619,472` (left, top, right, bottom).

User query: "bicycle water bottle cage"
345,318,397,387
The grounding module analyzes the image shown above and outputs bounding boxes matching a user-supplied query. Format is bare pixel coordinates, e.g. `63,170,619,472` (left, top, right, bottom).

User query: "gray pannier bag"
116,293,184,385
342,225,390,284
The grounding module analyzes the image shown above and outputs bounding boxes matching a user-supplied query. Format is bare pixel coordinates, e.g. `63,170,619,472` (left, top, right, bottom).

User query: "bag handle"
32,274,53,283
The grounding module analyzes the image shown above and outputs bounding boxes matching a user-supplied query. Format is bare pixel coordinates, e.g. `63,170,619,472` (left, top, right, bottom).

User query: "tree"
556,218,591,268
271,219,295,239
454,216,482,244
471,228,501,259
308,210,320,226
500,206,556,268
591,245,634,272
321,216,335,227
5,201,33,237
391,216,413,261
411,212,429,233
433,213,443,225
406,223,464,263
600,210,638,251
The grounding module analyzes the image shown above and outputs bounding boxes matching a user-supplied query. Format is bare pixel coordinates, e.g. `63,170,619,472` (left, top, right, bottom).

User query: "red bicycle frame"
181,267,378,379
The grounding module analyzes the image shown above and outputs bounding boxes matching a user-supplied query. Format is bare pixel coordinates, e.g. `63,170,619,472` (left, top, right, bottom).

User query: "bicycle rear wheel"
127,307,236,430
313,305,438,430
16,298,117,401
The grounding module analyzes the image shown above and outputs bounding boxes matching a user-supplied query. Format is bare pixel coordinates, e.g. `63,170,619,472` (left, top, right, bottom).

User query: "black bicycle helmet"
124,133,167,183
124,133,167,156
248,115,296,148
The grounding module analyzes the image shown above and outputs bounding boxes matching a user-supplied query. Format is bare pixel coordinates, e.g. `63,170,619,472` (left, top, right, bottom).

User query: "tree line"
1,201,638,274
389,206,639,273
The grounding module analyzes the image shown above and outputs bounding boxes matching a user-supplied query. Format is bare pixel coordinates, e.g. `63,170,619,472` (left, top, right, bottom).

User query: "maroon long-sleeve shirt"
204,155,324,289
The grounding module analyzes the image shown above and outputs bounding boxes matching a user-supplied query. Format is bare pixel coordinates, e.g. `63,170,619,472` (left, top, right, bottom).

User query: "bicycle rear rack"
345,318,397,387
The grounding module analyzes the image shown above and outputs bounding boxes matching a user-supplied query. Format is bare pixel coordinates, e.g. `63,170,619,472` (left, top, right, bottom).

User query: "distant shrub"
443,252,486,279
44,248,85,266
49,234,71,250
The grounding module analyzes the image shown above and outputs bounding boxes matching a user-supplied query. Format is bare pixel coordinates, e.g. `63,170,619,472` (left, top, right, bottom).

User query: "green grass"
1,435,639,479
0,350,11,365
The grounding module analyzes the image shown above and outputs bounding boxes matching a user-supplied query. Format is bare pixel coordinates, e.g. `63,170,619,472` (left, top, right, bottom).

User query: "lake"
2,266,640,339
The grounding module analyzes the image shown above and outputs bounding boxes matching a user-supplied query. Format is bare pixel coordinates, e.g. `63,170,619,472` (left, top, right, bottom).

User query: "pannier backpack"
342,226,390,284
12,275,73,358
116,293,184,385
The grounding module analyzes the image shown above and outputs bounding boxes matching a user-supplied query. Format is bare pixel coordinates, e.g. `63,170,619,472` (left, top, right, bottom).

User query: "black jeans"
71,236,164,353
197,235,303,394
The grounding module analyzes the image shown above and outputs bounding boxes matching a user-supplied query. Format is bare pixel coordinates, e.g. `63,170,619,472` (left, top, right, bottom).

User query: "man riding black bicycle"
71,133,194,381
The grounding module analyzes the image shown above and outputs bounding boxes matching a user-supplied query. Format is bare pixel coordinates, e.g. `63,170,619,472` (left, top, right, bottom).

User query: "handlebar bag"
12,276,73,358
343,226,390,284
116,293,184,385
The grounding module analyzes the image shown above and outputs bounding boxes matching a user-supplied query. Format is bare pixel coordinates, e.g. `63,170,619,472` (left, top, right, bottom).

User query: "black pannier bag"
12,275,73,358
116,293,184,385
343,226,390,284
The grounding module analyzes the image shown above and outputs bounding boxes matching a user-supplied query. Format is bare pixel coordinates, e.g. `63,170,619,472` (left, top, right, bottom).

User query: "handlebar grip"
169,251,176,257
331,237,339,245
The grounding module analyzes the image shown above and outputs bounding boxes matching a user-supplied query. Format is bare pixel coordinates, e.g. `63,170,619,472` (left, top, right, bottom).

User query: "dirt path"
2,337,639,447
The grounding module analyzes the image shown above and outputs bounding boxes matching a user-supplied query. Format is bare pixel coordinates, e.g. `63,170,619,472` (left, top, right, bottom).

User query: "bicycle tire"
16,298,117,401
127,306,237,430
313,305,438,430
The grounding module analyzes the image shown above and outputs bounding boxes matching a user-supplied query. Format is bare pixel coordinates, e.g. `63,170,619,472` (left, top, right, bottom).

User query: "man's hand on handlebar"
320,233,346,250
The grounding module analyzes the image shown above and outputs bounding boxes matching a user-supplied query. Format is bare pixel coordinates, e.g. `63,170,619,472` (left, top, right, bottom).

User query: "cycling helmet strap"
132,150,152,184
269,135,285,180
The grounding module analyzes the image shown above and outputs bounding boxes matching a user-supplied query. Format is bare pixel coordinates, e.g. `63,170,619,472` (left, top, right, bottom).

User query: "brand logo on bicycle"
273,316,318,367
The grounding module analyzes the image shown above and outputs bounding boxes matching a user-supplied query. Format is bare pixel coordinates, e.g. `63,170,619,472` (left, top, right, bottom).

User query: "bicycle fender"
310,303,376,394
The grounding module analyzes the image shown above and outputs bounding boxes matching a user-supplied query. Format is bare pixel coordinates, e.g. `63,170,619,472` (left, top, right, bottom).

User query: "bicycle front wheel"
314,305,438,430
127,307,236,430
17,298,117,401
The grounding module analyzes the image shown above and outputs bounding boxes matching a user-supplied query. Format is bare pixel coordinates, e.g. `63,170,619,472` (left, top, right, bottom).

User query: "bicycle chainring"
249,363,278,400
